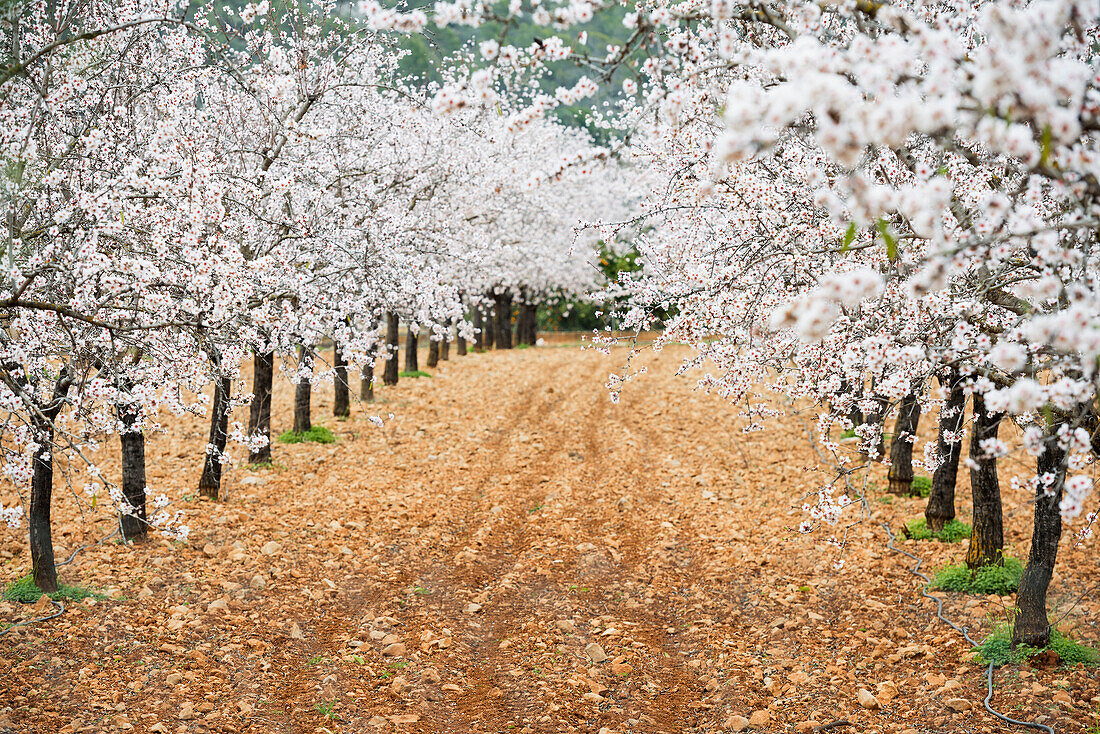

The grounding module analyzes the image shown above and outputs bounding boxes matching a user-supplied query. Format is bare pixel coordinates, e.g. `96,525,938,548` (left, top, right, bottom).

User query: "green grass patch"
839,428,857,439
276,426,336,444
398,370,432,379
931,558,1024,596
911,475,932,497
978,624,1100,667
514,343,532,350
3,574,107,604
904,517,972,543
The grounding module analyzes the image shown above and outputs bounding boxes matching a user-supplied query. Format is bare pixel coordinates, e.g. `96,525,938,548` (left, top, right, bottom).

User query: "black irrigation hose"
0,598,64,637
0,527,120,638
881,524,1055,734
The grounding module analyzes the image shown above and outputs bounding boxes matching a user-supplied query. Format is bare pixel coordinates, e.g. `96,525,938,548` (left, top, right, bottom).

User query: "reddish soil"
0,343,1096,734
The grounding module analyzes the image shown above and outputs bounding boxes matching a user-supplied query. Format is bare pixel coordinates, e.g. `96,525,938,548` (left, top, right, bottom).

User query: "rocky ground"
0,341,1097,734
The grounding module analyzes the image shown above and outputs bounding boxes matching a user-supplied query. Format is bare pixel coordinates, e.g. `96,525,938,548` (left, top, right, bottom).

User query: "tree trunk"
248,350,274,464
525,303,539,344
966,394,1004,569
293,346,312,434
383,312,399,386
118,402,147,543
887,392,921,495
1012,436,1066,648
198,375,232,500
29,415,58,593
473,310,484,351
427,337,439,368
360,359,374,402
495,291,513,349
440,332,450,360
484,301,495,349
457,333,467,356
405,328,419,372
926,372,966,532
333,343,350,418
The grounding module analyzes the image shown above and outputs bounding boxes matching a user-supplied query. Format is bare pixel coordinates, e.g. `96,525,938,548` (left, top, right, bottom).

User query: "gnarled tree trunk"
440,332,450,360
198,374,232,500
333,343,350,418
117,400,147,543
887,392,921,494
248,349,274,464
457,332,467,356
28,365,71,591
926,371,966,532
383,312,399,386
293,346,312,434
966,394,1004,569
1013,434,1066,648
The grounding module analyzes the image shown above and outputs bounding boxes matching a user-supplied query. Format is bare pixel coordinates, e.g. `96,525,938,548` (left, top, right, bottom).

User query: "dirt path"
0,344,1097,733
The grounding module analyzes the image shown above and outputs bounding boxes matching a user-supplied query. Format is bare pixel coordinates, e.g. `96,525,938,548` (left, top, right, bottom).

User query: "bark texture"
118,401,147,542
494,291,513,349
887,392,922,495
293,347,312,434
427,337,439,368
457,333,467,356
248,350,274,464
360,360,374,402
926,372,966,532
966,394,1004,569
440,333,450,360
1013,437,1066,648
333,343,350,418
383,312,399,386
198,375,232,499
30,371,72,591
405,328,419,372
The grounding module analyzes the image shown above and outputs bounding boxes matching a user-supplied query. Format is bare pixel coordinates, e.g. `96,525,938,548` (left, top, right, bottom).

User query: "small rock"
555,619,576,633
582,691,604,703
422,668,441,684
260,541,280,556
137,586,154,600
202,543,219,558
289,623,304,640
857,688,881,709
206,599,228,613
149,724,168,734
463,602,482,614
249,575,266,590
1052,690,1073,707
166,673,183,686
178,702,195,721
390,676,411,695
368,715,389,727
945,697,971,712
724,715,749,732
584,642,608,663
789,670,810,686
795,722,821,733
749,710,770,727
610,656,633,676
382,642,406,657
441,683,462,692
